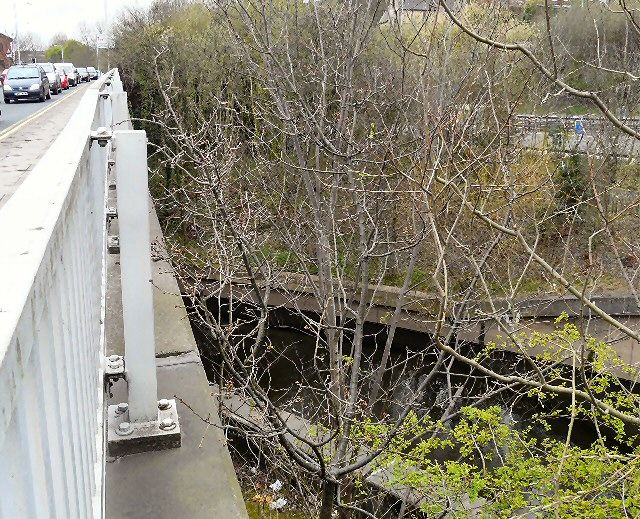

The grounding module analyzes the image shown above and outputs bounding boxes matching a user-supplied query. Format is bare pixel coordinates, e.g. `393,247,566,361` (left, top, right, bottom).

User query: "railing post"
110,92,130,130
116,130,159,422
105,129,181,456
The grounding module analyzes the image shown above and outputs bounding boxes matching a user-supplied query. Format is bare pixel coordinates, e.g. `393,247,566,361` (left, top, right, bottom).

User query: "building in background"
0,33,13,68
381,0,454,23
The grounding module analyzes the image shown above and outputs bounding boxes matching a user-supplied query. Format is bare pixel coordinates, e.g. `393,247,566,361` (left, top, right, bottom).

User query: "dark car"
3,65,51,103
77,67,90,82
87,66,98,80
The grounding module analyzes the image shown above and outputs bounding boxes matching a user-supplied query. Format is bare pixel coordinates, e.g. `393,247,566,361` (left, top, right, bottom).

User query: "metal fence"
0,71,120,518
514,114,640,134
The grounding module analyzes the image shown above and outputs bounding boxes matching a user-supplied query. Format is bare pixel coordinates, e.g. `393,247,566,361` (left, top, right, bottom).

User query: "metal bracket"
106,206,117,222
107,235,120,254
107,398,181,457
90,127,113,148
105,354,125,378
104,355,125,398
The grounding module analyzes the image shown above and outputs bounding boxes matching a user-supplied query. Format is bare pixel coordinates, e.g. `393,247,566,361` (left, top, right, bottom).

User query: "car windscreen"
78,68,86,72
7,67,40,79
87,67,96,72
41,64,54,72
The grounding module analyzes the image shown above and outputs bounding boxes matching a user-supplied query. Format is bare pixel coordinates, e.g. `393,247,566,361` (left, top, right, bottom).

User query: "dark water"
193,311,625,453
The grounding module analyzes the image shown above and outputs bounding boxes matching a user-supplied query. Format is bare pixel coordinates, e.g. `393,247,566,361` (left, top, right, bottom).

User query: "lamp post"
12,0,33,65
12,0,20,64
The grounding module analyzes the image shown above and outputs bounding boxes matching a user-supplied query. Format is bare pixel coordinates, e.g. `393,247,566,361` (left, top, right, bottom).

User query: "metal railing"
0,70,179,518
513,113,640,133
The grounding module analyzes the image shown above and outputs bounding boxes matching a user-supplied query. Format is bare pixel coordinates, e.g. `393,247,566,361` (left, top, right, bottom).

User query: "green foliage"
245,501,307,519
44,39,95,66
44,45,63,62
522,0,539,22
348,321,640,517
351,405,640,518
556,152,587,212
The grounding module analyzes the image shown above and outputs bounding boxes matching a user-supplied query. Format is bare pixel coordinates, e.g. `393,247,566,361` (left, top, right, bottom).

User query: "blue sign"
575,120,585,135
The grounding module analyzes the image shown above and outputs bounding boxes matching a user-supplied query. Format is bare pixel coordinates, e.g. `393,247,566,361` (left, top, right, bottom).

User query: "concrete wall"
202,275,640,381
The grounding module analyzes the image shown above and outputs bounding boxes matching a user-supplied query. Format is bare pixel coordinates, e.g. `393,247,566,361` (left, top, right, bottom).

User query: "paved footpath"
0,84,89,209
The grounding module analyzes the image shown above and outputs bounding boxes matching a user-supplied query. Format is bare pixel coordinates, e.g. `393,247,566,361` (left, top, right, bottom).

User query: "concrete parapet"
201,274,640,381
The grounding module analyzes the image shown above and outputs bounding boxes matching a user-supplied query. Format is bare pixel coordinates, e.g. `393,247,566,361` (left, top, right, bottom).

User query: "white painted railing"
0,71,120,518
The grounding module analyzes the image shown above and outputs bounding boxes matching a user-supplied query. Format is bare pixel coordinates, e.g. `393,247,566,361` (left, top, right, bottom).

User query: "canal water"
193,310,624,454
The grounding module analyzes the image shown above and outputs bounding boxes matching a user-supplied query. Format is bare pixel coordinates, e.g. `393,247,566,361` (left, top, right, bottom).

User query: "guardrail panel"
0,70,119,518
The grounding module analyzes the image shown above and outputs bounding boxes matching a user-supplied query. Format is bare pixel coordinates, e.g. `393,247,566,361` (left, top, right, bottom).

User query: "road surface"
0,83,88,132
0,82,89,209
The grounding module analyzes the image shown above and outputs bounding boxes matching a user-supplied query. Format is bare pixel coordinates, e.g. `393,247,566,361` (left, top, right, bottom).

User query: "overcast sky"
1,0,154,46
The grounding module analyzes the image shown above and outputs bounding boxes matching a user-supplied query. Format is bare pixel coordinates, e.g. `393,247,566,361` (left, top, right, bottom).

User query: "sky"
1,0,154,47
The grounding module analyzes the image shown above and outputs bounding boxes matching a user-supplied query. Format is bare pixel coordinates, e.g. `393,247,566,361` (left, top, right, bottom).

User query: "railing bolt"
115,402,129,415
109,354,120,362
90,126,113,148
158,399,171,410
159,418,176,431
116,421,133,436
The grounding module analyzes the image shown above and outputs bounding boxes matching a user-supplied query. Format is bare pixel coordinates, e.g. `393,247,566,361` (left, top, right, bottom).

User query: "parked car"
56,63,78,86
3,65,51,103
87,66,98,80
77,67,90,82
39,62,62,95
54,64,69,90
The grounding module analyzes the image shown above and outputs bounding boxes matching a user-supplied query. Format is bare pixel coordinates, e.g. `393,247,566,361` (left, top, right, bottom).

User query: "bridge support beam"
106,130,181,456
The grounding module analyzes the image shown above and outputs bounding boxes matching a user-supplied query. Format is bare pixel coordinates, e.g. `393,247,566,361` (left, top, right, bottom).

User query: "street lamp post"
13,0,20,64
12,0,33,65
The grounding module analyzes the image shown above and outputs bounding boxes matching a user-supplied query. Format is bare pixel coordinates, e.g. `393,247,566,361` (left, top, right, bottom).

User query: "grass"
245,501,309,519
382,267,430,290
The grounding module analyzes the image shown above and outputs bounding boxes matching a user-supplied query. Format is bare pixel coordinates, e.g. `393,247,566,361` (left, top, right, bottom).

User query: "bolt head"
115,421,133,436
116,402,129,414
159,417,175,430
108,355,120,362
158,399,171,410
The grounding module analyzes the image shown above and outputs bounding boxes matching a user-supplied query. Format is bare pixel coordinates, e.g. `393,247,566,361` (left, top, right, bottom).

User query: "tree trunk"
319,480,337,519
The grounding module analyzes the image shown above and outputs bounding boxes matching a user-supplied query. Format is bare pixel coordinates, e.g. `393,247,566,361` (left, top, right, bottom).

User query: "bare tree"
113,0,640,516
